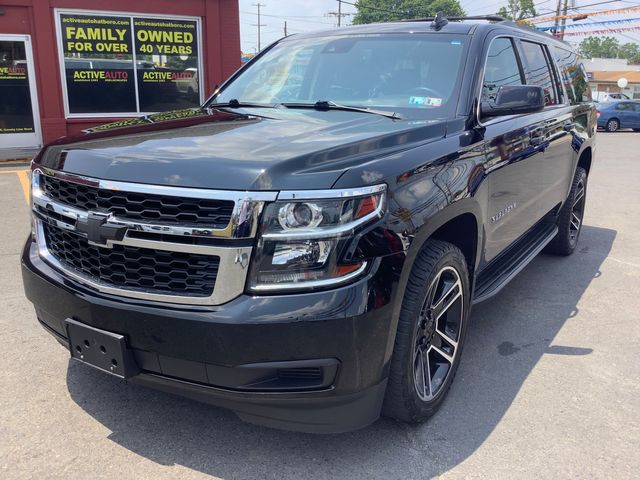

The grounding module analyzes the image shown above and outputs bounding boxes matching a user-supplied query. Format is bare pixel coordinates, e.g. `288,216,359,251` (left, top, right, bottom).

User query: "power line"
338,0,406,17
328,0,352,27
240,11,335,26
252,3,267,52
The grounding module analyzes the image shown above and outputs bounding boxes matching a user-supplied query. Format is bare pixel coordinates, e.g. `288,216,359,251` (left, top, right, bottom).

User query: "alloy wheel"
413,266,464,401
570,178,586,241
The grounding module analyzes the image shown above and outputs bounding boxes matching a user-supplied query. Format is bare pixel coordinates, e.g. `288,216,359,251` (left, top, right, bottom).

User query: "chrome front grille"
44,223,220,296
32,167,277,305
40,175,235,227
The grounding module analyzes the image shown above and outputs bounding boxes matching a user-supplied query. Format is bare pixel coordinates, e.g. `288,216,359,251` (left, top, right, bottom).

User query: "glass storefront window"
56,10,202,116
0,41,35,133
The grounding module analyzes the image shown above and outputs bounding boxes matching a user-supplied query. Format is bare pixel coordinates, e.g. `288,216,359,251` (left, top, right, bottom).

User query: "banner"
133,18,200,112
60,14,136,113
60,14,132,54
57,12,201,115
133,18,198,56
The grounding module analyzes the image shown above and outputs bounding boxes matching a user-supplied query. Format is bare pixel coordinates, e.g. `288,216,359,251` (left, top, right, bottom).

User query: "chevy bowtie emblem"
75,212,128,247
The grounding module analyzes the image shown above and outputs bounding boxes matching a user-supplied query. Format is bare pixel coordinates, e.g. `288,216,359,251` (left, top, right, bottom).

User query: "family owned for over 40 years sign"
59,13,200,114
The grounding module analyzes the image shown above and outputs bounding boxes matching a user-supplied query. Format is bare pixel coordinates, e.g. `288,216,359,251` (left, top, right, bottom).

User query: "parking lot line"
16,170,30,205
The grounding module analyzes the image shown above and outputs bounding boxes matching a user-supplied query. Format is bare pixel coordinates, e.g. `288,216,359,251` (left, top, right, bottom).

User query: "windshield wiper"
208,98,281,110
282,101,403,120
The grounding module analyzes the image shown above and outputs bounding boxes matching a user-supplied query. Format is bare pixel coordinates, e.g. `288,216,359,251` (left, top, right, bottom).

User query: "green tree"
619,42,640,61
497,0,536,21
352,0,465,24
578,36,620,59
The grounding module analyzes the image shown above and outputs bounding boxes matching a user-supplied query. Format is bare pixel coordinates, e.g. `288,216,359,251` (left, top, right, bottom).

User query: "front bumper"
22,238,404,433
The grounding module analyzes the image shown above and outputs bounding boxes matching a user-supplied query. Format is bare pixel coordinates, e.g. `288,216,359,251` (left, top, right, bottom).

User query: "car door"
517,39,574,222
479,36,549,262
632,102,640,128
614,102,634,128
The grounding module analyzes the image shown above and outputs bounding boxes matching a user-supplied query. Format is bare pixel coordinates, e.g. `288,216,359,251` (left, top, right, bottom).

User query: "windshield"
212,33,468,117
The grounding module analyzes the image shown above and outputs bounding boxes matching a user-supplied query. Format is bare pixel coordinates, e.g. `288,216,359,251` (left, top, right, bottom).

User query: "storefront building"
0,0,240,155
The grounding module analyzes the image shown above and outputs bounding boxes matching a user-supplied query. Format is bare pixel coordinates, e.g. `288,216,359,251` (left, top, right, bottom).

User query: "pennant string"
560,25,640,36
536,17,640,31
520,6,640,24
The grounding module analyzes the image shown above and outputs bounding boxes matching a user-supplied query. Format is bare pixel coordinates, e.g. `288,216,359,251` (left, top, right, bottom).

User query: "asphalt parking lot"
1,132,639,479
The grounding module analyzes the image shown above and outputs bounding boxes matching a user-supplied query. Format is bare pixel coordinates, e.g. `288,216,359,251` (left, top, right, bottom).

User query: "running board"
472,224,558,305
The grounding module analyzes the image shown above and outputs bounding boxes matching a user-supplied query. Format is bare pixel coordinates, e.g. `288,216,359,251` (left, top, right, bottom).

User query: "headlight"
248,184,386,291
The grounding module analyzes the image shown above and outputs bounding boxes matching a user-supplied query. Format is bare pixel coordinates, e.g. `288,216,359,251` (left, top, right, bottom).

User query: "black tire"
545,167,587,256
382,240,470,423
606,118,620,132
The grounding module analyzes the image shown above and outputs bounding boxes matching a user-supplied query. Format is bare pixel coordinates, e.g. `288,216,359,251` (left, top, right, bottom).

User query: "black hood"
38,107,448,190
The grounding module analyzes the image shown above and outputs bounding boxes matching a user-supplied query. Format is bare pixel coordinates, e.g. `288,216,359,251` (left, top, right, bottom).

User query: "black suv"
22,16,596,433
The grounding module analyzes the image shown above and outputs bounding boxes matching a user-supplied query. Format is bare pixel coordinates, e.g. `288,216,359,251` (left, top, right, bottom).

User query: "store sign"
57,11,201,116
134,18,197,56
133,18,199,112
61,14,132,54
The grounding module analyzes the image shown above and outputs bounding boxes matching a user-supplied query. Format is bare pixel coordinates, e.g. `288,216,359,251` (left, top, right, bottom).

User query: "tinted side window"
553,46,592,104
482,37,524,102
615,102,633,111
520,41,557,105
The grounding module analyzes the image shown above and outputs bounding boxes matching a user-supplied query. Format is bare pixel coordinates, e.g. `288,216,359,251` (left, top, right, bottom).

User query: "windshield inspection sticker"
409,96,443,107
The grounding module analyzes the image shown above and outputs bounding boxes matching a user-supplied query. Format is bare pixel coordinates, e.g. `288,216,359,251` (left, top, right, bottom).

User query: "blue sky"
238,0,640,53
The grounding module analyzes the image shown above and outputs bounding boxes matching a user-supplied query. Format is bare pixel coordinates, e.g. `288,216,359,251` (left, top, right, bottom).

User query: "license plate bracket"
65,318,140,379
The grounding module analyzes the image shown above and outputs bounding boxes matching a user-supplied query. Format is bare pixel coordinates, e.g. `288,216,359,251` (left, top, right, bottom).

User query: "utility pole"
252,3,266,51
552,0,562,37
327,0,351,27
559,0,570,40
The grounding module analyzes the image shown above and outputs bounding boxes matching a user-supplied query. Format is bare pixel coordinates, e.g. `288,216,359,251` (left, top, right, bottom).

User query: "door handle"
563,122,574,132
529,135,546,146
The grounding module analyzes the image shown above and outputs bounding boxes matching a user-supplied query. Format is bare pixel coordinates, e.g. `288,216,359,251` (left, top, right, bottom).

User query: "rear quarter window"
520,40,557,106
553,46,592,104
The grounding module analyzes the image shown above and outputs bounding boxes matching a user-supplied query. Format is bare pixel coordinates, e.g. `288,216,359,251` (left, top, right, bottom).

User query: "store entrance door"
0,35,42,150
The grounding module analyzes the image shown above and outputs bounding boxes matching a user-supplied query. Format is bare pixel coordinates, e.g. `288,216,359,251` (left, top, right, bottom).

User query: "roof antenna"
431,11,448,31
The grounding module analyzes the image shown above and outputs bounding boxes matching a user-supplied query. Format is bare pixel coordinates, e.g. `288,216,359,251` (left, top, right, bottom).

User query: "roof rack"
400,15,506,23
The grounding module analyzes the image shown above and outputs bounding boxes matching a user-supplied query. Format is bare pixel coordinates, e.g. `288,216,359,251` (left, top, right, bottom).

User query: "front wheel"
545,167,587,256
383,240,470,423
606,119,620,132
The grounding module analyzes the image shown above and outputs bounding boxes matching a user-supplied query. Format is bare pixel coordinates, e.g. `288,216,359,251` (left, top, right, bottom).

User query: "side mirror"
481,85,545,118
